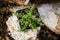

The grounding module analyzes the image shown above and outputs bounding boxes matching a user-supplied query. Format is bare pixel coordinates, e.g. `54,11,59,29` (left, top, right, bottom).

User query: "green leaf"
14,4,44,31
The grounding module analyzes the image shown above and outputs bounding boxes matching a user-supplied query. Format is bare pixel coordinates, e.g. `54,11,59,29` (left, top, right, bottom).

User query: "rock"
5,0,30,5
9,5,31,12
6,15,20,32
6,15,40,40
37,3,60,34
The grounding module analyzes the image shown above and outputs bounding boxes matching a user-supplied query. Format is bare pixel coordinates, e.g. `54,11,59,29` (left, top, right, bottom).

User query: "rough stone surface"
6,15,40,40
38,3,60,34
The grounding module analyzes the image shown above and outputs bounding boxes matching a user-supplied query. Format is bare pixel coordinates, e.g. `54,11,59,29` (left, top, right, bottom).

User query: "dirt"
37,26,60,40
0,0,60,40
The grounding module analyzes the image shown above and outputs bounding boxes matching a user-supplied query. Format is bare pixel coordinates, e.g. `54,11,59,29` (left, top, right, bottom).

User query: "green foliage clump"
15,5,44,31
